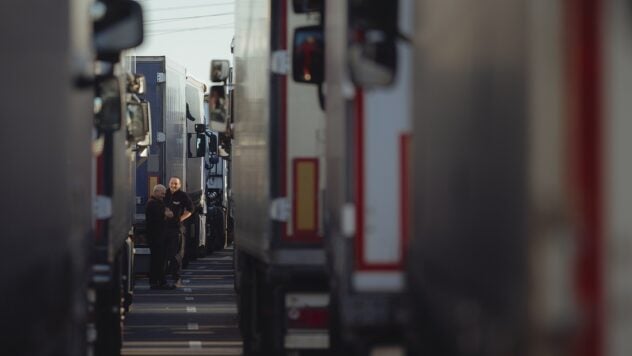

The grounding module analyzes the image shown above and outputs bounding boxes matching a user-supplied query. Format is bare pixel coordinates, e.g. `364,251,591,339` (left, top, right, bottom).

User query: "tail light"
285,293,329,330
287,306,329,329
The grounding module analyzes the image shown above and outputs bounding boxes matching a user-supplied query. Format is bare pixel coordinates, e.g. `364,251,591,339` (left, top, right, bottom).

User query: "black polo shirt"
145,197,166,240
165,189,194,228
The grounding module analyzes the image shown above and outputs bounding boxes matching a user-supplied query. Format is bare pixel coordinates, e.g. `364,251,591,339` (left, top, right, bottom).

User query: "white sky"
134,0,235,86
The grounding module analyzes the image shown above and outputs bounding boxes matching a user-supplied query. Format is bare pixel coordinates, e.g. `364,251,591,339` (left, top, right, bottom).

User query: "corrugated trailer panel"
234,0,326,264
234,0,273,261
165,58,187,186
133,56,187,216
135,57,166,216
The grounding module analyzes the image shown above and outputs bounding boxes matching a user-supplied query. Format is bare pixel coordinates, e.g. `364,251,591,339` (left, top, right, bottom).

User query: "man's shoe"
157,283,176,290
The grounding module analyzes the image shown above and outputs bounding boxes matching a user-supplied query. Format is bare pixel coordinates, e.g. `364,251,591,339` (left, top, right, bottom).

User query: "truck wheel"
95,258,123,356
205,207,223,253
239,253,265,356
122,240,134,314
208,207,226,252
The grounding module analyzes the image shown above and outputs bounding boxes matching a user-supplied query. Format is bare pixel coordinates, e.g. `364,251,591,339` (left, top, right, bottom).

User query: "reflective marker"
186,306,197,313
185,296,194,301
184,287,192,292
187,323,199,330
189,341,202,349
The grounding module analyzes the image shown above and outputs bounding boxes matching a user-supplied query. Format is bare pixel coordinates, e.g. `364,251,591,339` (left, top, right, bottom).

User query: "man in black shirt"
164,176,194,287
145,184,175,290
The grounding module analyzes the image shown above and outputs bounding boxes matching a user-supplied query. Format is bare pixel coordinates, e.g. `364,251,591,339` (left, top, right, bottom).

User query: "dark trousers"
148,232,167,286
165,226,185,281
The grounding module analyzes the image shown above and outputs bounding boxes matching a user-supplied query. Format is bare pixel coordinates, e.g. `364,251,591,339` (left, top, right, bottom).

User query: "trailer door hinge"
157,72,166,83
342,203,356,238
94,195,112,220
270,197,290,222
271,50,289,75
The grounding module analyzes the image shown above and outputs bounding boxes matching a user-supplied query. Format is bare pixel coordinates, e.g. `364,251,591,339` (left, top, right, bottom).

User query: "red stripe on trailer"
280,0,289,241
566,0,603,354
400,133,411,263
354,89,366,269
354,91,406,271
291,158,320,242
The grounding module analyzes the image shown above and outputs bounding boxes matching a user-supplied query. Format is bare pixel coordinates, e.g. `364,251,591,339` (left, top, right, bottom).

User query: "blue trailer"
132,56,188,271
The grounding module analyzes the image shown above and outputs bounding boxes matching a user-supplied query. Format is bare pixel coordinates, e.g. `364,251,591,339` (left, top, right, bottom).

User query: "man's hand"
180,210,192,222
165,208,174,219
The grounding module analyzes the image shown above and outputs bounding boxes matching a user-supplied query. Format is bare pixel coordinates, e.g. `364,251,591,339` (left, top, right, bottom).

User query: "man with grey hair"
145,184,175,290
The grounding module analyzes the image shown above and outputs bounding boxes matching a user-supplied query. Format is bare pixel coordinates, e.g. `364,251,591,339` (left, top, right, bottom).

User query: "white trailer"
232,0,329,353
319,0,413,353
185,75,208,260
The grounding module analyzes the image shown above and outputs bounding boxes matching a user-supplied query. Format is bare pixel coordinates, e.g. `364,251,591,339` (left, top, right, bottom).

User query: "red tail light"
287,306,329,329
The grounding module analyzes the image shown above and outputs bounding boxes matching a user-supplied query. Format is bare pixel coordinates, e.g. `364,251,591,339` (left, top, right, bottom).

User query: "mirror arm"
318,83,325,111
396,30,411,44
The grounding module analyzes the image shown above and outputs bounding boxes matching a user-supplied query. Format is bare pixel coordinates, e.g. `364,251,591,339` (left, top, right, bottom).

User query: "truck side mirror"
292,26,324,84
127,101,146,142
348,0,399,87
95,76,124,132
137,101,152,146
128,73,146,94
208,85,228,133
94,0,144,57
187,133,207,158
210,60,230,82
292,0,323,13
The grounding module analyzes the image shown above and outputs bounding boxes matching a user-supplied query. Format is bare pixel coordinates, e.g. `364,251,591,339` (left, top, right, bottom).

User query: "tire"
95,257,123,356
206,206,226,253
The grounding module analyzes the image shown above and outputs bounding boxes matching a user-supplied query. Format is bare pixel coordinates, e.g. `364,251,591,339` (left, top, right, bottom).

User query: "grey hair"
152,184,167,194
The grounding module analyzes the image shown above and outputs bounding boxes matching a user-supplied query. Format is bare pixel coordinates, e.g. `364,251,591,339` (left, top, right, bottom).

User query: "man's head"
152,184,167,200
168,177,182,193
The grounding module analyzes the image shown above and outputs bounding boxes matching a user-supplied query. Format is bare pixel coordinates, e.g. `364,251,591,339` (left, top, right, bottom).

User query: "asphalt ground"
122,247,242,356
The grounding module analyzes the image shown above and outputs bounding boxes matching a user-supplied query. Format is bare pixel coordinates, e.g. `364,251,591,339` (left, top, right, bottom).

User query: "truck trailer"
407,0,632,356
0,1,144,355
231,0,329,353
185,75,208,261
316,0,414,353
133,56,206,271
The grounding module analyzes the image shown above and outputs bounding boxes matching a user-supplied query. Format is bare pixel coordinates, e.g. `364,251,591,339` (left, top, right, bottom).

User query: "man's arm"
180,209,192,222
179,192,194,222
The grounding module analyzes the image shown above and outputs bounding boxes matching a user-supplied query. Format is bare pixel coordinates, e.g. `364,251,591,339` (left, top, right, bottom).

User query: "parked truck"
89,2,148,355
205,62,234,253
1,1,94,354
132,56,206,271
0,1,144,355
407,0,632,356
230,0,330,353
292,0,413,353
185,75,208,262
